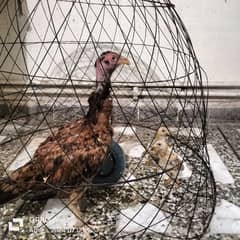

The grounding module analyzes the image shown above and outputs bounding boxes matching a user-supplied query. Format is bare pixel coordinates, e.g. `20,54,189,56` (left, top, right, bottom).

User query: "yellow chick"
144,127,170,166
149,139,183,187
155,127,170,142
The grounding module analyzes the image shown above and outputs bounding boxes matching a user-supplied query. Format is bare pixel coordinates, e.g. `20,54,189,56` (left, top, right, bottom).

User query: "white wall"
172,0,240,86
0,0,28,83
1,0,240,89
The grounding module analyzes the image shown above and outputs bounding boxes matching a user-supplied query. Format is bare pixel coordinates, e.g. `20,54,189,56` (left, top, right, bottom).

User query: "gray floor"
202,122,240,240
0,120,239,240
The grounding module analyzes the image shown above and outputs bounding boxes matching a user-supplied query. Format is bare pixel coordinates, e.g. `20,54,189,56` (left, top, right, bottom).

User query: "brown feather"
0,94,113,204
0,51,129,206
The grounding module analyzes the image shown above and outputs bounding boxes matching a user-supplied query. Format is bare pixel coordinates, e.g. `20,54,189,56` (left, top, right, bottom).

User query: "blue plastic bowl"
93,141,126,185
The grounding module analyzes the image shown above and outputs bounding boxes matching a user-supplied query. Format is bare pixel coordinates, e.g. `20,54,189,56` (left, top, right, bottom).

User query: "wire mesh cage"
0,0,216,239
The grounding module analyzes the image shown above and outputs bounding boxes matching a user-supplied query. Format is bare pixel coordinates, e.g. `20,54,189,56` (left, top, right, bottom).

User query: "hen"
155,127,170,142
0,51,130,227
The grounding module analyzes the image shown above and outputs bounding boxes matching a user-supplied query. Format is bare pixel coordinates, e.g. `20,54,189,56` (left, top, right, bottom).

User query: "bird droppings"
208,144,235,184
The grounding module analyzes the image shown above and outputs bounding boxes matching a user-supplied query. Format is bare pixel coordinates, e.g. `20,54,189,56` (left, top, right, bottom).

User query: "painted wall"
0,0,29,109
0,0,29,83
1,0,240,88
172,0,240,86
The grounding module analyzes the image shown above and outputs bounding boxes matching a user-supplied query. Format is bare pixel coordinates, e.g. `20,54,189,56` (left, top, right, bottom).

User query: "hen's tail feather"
23,189,58,201
0,179,20,204
0,191,19,205
0,162,42,205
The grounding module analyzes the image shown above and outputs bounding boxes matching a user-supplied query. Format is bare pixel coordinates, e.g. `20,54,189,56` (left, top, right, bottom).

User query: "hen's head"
95,51,130,87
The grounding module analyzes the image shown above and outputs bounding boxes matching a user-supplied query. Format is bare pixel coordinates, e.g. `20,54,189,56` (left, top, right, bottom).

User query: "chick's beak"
117,56,130,66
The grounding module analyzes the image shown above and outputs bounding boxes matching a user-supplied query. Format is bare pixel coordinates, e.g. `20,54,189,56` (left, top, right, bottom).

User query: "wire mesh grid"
0,0,216,239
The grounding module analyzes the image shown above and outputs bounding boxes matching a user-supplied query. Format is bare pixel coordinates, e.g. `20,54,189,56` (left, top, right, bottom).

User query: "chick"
155,127,170,142
149,139,183,187
144,127,170,166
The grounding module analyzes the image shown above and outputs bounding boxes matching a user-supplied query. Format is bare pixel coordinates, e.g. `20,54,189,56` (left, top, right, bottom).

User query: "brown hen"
0,51,129,228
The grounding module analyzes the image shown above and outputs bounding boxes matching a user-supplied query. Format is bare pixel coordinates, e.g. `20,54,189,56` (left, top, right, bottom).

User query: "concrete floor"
0,119,239,240
203,121,240,240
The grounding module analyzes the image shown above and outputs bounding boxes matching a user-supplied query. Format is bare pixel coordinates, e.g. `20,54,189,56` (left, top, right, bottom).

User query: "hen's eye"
104,60,110,65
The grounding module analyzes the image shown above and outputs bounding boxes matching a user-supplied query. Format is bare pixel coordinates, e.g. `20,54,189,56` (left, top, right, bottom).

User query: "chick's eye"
112,56,116,60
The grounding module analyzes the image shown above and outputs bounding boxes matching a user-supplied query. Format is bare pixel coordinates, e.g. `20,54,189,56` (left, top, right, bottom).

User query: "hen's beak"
117,56,130,65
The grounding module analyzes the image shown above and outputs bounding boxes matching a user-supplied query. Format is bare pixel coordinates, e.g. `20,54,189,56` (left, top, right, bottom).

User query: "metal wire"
0,0,216,239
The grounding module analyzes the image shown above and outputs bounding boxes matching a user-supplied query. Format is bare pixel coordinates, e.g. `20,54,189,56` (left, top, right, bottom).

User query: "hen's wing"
34,118,112,187
0,96,113,204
